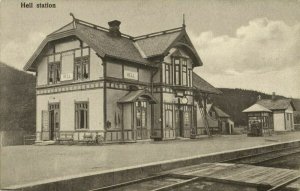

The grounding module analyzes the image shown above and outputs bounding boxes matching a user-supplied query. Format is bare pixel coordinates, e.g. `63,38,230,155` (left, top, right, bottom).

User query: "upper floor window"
46,47,90,85
48,61,61,84
75,56,89,80
182,59,187,86
164,63,172,85
188,69,192,87
172,57,192,87
174,58,180,85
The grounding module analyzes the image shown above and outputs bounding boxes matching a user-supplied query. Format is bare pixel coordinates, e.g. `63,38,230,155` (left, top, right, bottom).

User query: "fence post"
0,131,2,147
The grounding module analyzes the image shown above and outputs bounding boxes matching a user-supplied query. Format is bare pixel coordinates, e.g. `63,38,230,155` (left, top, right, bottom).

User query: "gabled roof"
292,99,300,111
257,99,295,111
206,104,213,112
193,72,222,95
24,18,202,71
134,31,181,58
51,22,74,35
75,23,148,65
243,103,272,113
213,106,230,118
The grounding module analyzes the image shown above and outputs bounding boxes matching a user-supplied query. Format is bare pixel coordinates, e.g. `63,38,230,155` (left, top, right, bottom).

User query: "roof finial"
70,12,76,21
70,12,77,28
182,13,186,28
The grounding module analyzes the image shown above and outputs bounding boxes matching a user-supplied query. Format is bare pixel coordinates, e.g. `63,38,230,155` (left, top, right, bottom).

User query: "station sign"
124,70,138,80
61,73,73,81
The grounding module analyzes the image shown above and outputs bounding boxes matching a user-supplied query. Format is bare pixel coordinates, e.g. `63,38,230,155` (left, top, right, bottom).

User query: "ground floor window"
136,101,147,127
165,104,173,129
75,102,89,129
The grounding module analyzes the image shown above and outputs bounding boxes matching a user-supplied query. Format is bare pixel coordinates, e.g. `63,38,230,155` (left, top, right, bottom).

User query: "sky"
1,0,300,98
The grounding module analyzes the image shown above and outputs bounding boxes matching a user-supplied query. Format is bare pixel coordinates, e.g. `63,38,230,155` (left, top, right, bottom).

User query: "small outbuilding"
197,103,234,135
243,93,295,136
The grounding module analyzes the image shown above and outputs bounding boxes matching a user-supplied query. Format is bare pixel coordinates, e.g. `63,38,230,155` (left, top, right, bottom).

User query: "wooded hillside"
210,88,286,126
0,62,36,132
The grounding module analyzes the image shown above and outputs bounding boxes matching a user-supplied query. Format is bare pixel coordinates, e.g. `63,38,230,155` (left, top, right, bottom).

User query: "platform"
167,163,300,190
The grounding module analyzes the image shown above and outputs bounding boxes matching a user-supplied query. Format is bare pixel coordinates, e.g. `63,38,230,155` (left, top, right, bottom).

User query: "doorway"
49,103,60,141
175,109,184,137
136,101,148,140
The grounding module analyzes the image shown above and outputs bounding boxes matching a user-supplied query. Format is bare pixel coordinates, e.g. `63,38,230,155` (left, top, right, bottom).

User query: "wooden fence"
0,129,27,146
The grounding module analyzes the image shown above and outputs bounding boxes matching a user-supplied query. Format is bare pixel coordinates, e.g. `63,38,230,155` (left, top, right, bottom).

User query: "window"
173,57,190,86
188,69,192,87
75,56,89,80
75,102,89,129
174,58,180,85
165,64,172,84
136,101,147,127
182,59,187,86
165,104,173,129
48,62,61,84
287,113,289,120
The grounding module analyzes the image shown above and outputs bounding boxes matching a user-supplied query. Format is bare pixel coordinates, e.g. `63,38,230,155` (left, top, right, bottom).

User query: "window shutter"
42,110,49,140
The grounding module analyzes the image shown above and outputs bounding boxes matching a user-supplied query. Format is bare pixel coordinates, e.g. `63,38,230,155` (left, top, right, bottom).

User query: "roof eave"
193,87,222,95
105,55,157,68
23,29,77,72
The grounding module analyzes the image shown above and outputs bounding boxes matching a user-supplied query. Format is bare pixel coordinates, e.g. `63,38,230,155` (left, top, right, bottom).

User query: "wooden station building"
24,15,220,143
243,94,295,136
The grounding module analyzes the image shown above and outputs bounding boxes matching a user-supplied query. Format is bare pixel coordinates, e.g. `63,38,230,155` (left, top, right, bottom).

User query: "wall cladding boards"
106,59,152,84
37,39,103,87
36,89,104,140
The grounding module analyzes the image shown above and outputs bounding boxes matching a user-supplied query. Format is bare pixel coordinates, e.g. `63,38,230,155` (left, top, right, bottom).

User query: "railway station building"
243,93,295,136
24,16,220,143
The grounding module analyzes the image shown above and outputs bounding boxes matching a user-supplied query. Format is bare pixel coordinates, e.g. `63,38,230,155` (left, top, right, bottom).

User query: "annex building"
24,15,220,143
243,93,295,136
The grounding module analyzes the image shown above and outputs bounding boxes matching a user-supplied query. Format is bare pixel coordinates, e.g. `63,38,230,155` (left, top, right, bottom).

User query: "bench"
96,134,104,144
23,134,36,145
56,133,74,144
79,133,95,144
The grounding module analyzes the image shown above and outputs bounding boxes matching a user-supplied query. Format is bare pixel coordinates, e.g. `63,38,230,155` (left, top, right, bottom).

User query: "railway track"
87,146,300,191
226,146,300,165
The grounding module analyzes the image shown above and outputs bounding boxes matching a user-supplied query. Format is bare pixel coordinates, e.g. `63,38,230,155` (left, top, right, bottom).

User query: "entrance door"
175,109,184,137
49,103,60,141
49,110,55,140
136,101,147,140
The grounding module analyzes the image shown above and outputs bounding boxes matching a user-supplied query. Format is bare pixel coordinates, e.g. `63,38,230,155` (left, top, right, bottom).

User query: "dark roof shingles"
193,72,222,94
213,106,230,118
134,31,181,57
257,99,293,110
76,23,149,64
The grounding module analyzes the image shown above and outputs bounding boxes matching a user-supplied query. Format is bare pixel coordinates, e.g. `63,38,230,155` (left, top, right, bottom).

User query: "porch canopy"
118,89,158,104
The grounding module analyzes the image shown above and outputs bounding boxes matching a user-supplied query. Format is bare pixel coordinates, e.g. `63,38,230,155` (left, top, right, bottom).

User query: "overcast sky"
1,0,299,98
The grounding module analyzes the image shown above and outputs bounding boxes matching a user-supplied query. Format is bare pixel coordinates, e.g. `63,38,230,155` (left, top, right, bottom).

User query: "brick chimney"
108,20,121,37
272,92,276,100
